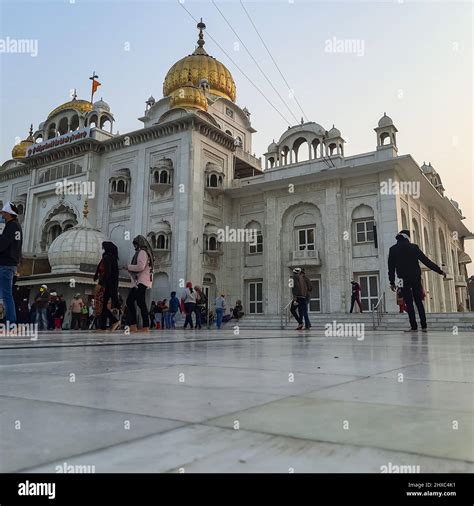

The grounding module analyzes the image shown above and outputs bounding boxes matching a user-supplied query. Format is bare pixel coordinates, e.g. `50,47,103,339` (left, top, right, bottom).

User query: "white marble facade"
1,25,471,314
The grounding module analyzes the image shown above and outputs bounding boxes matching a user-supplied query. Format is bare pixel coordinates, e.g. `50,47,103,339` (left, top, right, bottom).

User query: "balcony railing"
235,147,262,170
287,249,321,267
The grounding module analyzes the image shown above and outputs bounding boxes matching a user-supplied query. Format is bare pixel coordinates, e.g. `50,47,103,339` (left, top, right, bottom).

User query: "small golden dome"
12,125,34,159
163,19,236,103
47,98,93,119
169,75,208,112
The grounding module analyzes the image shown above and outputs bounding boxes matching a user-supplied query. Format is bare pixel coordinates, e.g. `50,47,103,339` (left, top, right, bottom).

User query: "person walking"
0,202,23,327
17,298,30,326
388,229,446,332
125,235,154,332
349,280,363,313
168,291,180,329
94,241,121,332
54,295,67,329
232,300,244,320
69,294,84,330
215,293,226,329
160,299,169,329
194,286,207,329
149,301,157,329
34,285,50,331
291,268,311,330
301,269,312,328
181,282,196,329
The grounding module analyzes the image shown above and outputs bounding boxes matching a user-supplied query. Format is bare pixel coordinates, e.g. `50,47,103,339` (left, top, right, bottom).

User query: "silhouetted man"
388,229,446,332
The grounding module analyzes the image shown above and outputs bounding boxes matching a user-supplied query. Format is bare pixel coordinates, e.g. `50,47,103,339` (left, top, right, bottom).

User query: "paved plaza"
0,328,473,473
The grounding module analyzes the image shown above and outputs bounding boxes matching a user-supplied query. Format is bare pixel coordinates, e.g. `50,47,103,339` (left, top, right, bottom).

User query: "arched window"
292,137,310,163
157,234,167,250
380,132,391,146
58,117,68,136
423,228,430,254
112,180,117,192
70,115,79,131
154,171,159,183
47,123,56,139
209,174,218,187
439,229,447,266
246,221,263,255
412,218,420,245
117,180,125,193
16,204,24,215
159,171,168,184
225,130,232,136
401,209,408,230
328,142,337,156
209,236,217,250
48,224,62,245
294,213,316,251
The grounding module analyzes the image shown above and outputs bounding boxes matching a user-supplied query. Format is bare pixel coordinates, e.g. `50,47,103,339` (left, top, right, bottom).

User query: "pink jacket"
128,250,153,288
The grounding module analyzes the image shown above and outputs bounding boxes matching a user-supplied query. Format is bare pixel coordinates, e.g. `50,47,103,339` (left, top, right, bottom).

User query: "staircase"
236,312,474,331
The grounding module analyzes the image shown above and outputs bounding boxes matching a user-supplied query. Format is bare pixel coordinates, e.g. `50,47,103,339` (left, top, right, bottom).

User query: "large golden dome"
163,19,236,103
12,125,34,159
47,98,93,119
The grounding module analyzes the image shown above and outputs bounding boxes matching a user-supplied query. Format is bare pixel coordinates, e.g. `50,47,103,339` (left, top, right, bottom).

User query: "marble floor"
0,328,473,473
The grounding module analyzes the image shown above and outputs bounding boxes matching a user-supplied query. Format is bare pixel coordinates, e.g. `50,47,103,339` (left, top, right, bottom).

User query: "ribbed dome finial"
83,199,89,219
197,18,206,48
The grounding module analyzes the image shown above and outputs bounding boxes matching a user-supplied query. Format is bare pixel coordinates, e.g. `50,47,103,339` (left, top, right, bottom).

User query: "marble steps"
236,312,474,331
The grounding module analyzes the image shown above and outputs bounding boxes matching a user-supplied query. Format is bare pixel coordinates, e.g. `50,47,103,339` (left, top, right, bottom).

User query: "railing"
280,298,294,329
372,292,386,330
291,249,321,262
235,147,262,168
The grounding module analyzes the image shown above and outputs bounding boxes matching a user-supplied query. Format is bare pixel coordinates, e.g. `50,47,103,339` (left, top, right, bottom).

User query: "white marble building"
1,21,471,314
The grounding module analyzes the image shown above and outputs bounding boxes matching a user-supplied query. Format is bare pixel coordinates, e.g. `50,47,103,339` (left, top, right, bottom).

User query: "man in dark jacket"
0,202,23,326
291,267,312,330
388,229,446,332
34,284,50,330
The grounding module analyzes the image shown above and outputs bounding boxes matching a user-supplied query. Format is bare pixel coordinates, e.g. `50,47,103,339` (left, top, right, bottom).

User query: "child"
396,288,406,313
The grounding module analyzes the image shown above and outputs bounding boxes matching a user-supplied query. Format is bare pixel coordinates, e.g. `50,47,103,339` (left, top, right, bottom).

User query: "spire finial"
197,18,206,48
72,88,77,100
29,124,33,136
301,117,304,125
83,199,89,219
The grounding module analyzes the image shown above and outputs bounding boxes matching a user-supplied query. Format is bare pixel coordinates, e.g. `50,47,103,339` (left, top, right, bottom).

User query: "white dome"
48,220,107,274
327,125,341,137
267,140,278,152
378,113,393,127
278,122,326,145
93,98,110,112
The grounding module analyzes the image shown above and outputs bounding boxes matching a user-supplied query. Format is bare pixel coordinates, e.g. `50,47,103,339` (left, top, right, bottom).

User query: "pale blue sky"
1,0,472,266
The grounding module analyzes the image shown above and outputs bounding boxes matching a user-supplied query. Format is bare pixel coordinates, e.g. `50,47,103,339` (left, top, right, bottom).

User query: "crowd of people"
0,197,456,334
0,227,244,332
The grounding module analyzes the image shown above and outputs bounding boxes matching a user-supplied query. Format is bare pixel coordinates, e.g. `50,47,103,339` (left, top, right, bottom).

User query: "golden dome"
47,98,93,119
12,125,34,159
163,19,236,103
169,78,208,112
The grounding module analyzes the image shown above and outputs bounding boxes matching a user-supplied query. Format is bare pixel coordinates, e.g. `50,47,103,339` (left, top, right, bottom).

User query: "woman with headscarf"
93,241,120,331
125,235,154,332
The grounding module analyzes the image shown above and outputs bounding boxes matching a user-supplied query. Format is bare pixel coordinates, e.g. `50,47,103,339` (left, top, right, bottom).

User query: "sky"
0,0,473,271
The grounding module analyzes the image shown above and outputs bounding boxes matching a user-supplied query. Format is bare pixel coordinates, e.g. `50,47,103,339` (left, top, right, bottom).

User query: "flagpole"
89,71,99,103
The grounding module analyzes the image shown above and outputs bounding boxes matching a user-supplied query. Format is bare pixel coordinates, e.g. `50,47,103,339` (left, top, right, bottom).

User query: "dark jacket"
388,238,443,284
94,242,119,306
292,273,312,298
169,296,180,313
0,219,22,266
35,290,50,309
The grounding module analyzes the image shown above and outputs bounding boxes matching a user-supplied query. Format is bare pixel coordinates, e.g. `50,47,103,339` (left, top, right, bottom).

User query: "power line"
240,0,309,123
177,0,292,127
211,0,300,125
